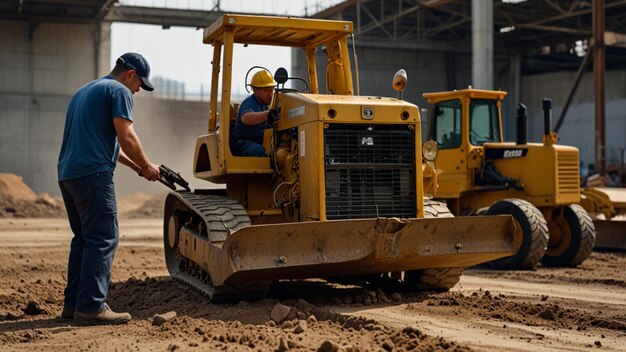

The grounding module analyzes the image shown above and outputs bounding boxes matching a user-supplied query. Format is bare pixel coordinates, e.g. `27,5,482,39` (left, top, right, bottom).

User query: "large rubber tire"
403,199,463,291
486,198,549,270
541,204,596,267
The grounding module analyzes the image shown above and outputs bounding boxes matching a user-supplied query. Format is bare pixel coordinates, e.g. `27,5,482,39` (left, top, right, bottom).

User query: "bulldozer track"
163,192,270,302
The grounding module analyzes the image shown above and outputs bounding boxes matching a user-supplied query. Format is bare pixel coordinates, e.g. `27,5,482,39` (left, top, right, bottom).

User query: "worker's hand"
267,108,281,126
140,162,160,181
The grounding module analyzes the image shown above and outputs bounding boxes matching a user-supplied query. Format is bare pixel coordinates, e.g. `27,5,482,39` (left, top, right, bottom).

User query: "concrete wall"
0,19,106,196
0,19,215,196
0,20,110,95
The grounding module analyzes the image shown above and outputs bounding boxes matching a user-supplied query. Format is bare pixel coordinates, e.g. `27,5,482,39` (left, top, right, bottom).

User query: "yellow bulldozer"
424,88,596,269
162,14,520,301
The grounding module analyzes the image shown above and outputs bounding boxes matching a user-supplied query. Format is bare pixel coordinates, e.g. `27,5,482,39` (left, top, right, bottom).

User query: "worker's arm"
118,149,141,174
113,117,160,181
241,110,269,125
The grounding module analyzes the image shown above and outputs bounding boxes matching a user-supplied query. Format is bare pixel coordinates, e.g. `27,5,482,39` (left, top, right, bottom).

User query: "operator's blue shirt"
57,75,134,181
232,94,268,145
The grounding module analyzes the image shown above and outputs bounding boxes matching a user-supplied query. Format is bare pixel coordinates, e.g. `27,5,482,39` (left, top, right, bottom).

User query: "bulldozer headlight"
422,140,438,161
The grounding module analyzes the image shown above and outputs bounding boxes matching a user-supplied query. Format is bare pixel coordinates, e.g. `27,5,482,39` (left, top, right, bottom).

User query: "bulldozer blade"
584,187,626,250
593,187,626,209
593,219,626,250
194,215,519,286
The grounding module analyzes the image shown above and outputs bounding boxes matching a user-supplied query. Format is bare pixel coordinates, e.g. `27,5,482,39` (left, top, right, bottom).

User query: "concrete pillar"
471,0,493,89
96,21,112,77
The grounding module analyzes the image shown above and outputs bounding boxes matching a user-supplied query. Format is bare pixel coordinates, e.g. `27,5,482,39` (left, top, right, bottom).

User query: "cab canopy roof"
203,14,353,48
423,87,508,103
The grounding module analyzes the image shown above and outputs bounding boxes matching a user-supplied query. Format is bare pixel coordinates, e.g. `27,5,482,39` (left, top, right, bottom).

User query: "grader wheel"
486,198,549,269
542,204,596,267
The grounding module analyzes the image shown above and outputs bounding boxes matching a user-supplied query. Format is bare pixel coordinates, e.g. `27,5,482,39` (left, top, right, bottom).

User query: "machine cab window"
429,99,462,149
469,99,501,146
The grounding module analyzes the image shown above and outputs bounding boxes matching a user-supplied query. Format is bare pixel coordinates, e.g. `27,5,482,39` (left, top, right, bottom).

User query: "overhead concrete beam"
104,5,225,28
353,37,470,54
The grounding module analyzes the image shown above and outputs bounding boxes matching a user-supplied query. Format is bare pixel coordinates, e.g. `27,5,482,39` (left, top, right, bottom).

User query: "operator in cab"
230,70,279,156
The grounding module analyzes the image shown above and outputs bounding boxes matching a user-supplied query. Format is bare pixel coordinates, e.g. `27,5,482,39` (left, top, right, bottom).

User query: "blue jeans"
231,138,266,156
59,172,118,314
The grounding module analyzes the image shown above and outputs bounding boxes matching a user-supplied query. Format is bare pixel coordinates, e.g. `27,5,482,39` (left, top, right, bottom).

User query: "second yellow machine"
424,88,595,269
162,15,520,301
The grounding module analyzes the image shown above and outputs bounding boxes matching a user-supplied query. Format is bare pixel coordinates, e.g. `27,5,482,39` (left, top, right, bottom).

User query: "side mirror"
274,67,289,85
392,69,407,99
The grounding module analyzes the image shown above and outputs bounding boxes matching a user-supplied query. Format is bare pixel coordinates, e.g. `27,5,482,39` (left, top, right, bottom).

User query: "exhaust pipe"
542,98,552,136
516,103,527,145
541,98,558,145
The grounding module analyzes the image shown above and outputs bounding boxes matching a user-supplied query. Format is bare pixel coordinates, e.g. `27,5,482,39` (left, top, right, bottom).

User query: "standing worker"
57,52,160,325
230,70,279,156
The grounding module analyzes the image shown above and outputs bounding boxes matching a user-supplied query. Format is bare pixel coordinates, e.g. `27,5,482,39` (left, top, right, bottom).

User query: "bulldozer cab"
424,87,582,208
193,14,355,182
424,89,508,200
426,89,505,150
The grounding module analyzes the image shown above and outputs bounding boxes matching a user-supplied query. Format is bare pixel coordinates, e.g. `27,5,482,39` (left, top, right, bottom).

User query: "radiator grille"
556,149,580,195
324,124,416,219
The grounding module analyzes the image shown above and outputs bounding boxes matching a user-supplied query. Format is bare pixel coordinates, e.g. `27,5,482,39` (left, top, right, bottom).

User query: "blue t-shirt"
232,94,267,144
57,75,134,181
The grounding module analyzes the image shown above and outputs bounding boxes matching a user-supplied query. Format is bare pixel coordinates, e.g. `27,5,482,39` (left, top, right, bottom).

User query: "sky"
110,0,342,99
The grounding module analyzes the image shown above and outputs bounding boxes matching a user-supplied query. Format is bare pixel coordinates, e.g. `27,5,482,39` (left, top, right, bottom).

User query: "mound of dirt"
0,173,37,201
121,193,167,219
0,174,65,218
0,194,66,218
0,174,166,219
118,193,152,214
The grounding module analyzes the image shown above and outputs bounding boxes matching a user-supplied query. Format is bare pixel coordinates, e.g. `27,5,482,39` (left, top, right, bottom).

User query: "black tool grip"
158,165,191,192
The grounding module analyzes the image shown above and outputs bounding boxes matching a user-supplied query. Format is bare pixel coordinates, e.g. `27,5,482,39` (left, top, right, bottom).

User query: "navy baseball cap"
116,52,154,91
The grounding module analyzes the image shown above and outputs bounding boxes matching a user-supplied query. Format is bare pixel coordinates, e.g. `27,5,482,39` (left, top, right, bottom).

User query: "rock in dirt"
44,293,57,304
23,300,45,315
271,302,291,323
277,337,289,352
317,340,340,352
293,320,307,334
152,311,177,326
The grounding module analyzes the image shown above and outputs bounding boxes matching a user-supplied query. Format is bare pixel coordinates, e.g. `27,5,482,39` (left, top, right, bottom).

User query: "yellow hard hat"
250,70,276,88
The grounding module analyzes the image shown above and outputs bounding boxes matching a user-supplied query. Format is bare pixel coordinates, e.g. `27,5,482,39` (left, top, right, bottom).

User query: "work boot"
60,306,75,319
74,303,131,325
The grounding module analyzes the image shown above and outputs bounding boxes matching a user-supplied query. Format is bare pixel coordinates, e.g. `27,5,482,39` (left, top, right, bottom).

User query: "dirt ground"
0,216,625,352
